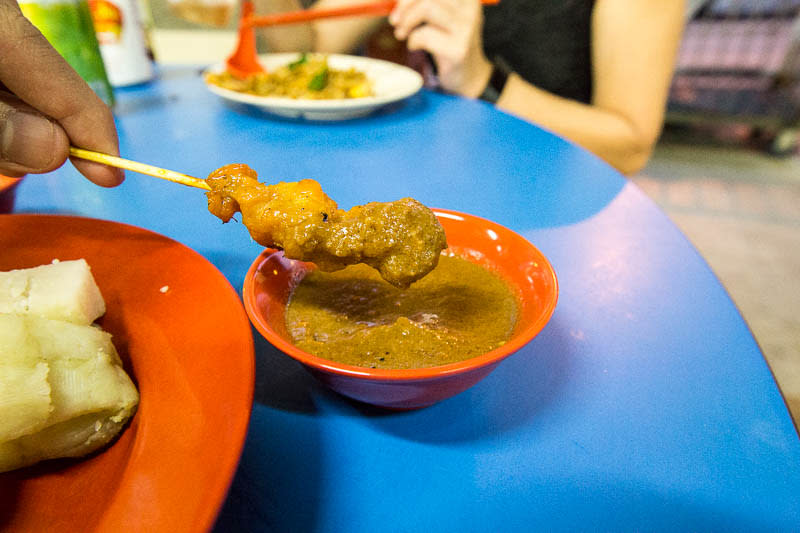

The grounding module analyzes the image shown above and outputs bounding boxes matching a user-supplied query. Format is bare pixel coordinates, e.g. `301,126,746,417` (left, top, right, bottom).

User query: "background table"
13,67,800,531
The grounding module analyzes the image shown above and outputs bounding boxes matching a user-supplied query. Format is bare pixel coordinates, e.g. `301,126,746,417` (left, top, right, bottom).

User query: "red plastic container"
243,208,559,410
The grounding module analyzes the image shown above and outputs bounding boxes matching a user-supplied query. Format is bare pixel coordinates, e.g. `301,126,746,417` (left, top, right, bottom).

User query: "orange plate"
0,215,254,532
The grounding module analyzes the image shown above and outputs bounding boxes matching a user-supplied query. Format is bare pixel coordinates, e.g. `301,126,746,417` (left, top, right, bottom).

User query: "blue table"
14,67,800,531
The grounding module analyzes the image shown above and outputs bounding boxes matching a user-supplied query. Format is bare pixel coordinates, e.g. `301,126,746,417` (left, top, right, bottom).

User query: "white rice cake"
0,362,52,443
0,314,139,473
0,259,106,325
0,314,53,442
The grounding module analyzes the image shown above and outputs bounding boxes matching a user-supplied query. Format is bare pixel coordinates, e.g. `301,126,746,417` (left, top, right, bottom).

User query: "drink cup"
18,0,115,106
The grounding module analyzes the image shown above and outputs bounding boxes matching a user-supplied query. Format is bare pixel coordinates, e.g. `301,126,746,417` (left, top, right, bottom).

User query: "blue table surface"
12,67,800,532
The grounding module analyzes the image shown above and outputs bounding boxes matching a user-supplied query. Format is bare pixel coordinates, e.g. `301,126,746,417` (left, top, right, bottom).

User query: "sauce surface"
286,254,519,369
206,164,447,288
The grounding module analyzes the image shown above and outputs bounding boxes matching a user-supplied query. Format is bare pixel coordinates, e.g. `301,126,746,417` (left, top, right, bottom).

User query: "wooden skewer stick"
69,147,211,191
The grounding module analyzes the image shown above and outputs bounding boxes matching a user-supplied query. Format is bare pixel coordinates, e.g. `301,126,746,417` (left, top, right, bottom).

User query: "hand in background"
390,0,493,97
0,0,123,186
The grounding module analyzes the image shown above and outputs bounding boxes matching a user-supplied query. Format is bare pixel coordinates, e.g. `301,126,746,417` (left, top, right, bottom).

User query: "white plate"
204,53,424,120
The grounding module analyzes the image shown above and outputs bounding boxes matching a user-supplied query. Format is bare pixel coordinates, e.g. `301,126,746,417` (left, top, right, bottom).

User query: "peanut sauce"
286,254,519,369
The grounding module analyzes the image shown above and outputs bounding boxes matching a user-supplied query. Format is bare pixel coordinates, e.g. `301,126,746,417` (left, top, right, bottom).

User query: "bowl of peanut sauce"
243,208,558,410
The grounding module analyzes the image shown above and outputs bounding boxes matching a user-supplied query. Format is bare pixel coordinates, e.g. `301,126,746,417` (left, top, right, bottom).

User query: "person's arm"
254,0,385,53
496,0,686,175
391,0,685,175
0,0,123,186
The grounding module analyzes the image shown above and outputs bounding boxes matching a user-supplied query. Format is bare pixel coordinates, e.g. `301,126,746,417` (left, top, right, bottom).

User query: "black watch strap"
478,61,511,104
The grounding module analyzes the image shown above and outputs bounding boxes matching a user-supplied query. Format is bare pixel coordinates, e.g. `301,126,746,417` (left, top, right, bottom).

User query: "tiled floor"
632,136,800,423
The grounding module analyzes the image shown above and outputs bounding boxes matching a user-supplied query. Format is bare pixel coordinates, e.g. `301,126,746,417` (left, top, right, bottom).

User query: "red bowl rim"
243,208,558,382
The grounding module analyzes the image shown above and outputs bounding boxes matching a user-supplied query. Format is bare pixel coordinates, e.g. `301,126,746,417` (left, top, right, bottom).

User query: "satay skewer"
69,147,211,191
67,150,447,286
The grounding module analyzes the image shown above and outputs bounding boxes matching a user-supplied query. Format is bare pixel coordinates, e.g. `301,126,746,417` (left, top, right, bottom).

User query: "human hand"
389,0,492,97
0,0,123,186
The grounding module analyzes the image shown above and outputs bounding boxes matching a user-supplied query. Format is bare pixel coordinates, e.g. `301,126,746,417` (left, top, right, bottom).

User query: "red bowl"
0,175,23,213
243,208,558,409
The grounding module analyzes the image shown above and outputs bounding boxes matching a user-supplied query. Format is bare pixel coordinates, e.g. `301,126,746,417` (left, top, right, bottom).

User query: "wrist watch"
478,60,511,104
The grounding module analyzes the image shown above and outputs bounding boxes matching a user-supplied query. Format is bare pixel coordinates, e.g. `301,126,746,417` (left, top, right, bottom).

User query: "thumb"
0,91,68,176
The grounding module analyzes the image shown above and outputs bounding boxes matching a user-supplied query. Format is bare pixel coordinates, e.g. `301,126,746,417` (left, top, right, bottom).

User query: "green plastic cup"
19,0,115,106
